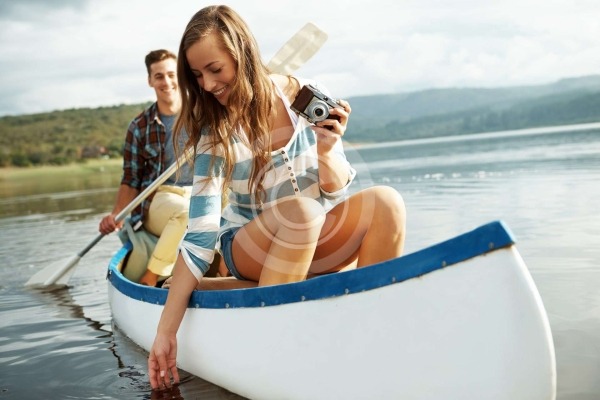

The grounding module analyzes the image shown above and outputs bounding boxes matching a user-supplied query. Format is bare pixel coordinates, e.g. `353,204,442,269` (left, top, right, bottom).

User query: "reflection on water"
0,163,121,197
0,188,118,221
0,127,599,399
0,261,242,399
0,163,122,220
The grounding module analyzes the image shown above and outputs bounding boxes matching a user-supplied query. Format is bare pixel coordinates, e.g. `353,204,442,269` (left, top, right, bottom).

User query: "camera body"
290,84,341,124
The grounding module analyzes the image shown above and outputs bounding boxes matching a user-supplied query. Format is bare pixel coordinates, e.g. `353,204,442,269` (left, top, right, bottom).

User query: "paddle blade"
267,22,328,75
25,255,81,288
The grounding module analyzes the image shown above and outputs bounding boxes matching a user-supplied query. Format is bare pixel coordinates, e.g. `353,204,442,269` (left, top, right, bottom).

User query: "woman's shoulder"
270,74,320,87
270,74,298,97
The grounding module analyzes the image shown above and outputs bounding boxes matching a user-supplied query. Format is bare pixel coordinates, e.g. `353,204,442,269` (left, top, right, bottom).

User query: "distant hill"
1,75,600,167
349,75,600,122
345,75,600,141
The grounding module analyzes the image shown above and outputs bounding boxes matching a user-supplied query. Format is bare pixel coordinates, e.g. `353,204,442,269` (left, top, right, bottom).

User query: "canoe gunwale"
107,220,515,309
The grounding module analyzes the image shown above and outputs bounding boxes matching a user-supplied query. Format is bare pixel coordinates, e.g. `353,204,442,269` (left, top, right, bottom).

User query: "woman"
148,5,406,390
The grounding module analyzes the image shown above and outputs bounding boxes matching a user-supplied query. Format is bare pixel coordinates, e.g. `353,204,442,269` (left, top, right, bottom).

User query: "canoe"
107,220,556,400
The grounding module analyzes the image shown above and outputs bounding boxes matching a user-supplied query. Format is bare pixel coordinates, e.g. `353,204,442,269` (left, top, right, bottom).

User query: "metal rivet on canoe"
195,304,199,308
442,261,447,267
489,242,495,249
392,277,396,283
301,296,306,301
261,301,265,307
225,303,230,308
345,288,350,294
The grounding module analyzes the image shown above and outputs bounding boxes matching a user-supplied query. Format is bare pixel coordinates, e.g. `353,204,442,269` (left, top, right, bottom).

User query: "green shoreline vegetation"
0,158,123,181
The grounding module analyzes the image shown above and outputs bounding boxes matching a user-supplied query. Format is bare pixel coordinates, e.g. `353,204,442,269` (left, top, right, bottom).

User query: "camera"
290,84,341,124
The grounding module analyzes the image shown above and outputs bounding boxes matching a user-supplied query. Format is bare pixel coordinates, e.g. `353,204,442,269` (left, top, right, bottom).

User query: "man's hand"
99,213,124,235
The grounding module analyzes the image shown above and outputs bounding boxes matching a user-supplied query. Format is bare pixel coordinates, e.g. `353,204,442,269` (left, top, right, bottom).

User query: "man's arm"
99,184,140,234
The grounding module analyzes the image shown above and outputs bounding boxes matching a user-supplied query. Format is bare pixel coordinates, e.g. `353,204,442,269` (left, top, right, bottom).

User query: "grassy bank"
0,158,123,182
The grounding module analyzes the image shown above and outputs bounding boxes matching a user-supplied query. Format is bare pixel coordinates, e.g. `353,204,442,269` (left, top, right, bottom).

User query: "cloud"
1,0,599,116
0,0,89,20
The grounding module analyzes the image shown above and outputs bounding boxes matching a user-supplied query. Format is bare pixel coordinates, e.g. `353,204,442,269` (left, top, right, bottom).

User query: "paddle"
25,22,328,288
266,22,328,74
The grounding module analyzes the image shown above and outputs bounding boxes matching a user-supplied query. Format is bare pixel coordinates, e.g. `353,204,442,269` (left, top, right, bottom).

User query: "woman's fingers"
169,339,179,386
332,99,351,124
149,353,171,389
312,123,344,138
170,364,180,386
313,99,350,135
148,338,179,390
148,353,162,389
337,99,351,115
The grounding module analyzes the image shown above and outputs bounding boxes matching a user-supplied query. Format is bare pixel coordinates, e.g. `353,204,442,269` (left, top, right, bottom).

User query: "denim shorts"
219,227,246,280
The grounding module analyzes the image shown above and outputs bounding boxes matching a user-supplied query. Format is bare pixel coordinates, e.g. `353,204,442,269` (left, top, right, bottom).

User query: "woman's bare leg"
231,197,326,286
310,186,406,274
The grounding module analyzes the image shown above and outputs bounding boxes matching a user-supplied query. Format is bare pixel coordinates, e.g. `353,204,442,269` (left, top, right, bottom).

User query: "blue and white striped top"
179,79,357,279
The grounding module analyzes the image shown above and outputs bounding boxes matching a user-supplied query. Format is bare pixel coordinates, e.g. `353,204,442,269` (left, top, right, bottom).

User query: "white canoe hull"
107,221,556,399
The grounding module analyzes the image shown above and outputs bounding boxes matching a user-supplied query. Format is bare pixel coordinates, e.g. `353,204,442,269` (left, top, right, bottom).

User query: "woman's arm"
148,255,199,389
313,99,353,193
317,150,351,193
148,139,225,389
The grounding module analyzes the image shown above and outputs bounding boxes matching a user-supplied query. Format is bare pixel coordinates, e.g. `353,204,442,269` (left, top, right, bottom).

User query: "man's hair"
144,49,177,75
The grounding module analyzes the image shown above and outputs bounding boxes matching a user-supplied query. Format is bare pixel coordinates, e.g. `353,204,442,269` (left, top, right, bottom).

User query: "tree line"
0,103,150,167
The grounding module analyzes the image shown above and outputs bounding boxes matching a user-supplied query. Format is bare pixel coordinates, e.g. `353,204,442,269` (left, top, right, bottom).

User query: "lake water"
1,125,599,399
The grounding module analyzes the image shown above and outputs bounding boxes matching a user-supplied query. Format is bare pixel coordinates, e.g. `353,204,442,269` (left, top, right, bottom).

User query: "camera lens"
306,100,329,122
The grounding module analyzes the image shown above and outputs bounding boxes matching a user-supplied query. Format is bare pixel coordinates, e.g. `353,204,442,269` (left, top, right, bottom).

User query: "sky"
0,0,599,117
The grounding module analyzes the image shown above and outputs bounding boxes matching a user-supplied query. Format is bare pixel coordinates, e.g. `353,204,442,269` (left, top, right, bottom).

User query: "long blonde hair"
174,5,275,200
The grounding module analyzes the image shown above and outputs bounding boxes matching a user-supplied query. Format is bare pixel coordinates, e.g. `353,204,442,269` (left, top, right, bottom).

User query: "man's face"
148,58,178,105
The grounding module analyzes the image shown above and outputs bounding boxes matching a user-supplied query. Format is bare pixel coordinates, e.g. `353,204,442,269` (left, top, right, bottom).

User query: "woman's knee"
171,208,189,223
368,186,406,221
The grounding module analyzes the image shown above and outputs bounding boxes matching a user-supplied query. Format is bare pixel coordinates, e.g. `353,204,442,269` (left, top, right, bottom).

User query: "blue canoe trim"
107,220,516,309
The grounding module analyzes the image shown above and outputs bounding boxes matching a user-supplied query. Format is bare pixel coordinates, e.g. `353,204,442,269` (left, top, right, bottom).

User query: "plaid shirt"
121,102,166,228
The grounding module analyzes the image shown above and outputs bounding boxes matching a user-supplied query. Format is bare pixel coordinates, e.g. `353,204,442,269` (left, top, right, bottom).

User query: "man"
99,49,193,286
